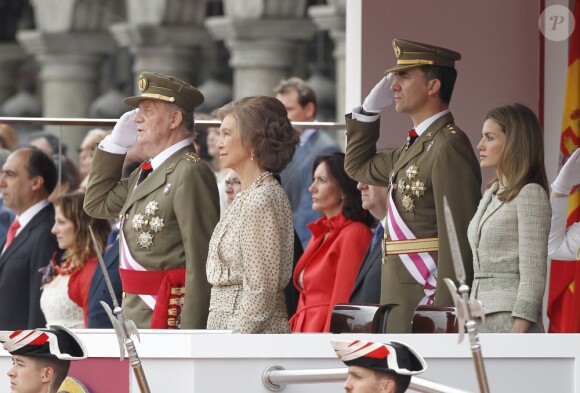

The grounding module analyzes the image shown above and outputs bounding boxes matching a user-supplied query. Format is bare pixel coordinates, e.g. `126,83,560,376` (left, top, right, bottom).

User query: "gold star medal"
401,195,415,212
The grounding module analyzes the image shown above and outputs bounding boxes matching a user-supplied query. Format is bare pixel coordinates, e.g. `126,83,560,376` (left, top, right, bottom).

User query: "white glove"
108,109,138,149
552,148,580,195
362,73,395,114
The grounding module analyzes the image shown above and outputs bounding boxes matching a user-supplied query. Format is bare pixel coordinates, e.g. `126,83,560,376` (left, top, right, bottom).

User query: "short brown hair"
485,103,548,202
273,77,317,115
34,357,70,391
217,96,299,173
54,192,111,269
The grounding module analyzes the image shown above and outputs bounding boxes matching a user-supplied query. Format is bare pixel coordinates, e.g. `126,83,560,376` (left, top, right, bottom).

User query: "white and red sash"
386,191,437,304
119,231,157,310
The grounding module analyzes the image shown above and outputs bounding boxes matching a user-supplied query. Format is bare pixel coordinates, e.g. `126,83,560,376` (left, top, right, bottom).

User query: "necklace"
252,171,273,187
233,171,273,202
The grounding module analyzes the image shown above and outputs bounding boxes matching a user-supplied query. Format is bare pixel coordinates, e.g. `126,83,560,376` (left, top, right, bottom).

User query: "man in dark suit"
87,226,122,328
350,182,388,304
275,77,341,249
0,148,61,329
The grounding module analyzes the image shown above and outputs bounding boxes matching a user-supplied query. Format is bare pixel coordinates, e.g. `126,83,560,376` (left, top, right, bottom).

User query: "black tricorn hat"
332,339,426,376
0,325,87,361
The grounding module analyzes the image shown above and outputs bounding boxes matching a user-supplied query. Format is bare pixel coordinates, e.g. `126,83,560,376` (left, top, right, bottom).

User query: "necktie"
137,161,153,185
405,129,418,149
4,219,20,250
370,223,384,250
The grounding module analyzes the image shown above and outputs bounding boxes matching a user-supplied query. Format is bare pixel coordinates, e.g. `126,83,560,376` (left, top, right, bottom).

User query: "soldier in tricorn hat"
332,339,426,393
84,72,220,329
1,325,87,393
344,39,482,333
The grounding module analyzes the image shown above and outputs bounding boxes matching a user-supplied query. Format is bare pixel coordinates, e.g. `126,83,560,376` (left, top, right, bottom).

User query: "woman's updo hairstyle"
217,96,299,173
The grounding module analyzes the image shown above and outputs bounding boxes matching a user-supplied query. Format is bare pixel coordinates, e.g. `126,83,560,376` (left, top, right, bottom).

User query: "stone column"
17,30,115,149
16,0,120,150
110,0,210,90
0,44,26,105
206,1,317,99
309,0,346,121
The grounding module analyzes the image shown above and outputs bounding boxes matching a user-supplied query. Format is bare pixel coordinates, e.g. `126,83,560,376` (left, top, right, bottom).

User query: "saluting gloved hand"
362,73,395,114
108,109,138,149
552,148,580,195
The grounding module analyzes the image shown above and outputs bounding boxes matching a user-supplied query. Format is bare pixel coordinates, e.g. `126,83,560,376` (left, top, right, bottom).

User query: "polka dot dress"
206,179,293,333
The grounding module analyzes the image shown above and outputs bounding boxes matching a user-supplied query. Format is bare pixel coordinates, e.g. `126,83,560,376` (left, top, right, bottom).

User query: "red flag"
547,2,580,333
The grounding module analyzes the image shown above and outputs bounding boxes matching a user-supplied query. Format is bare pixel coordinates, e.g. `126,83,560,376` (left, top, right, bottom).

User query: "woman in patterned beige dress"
206,96,299,333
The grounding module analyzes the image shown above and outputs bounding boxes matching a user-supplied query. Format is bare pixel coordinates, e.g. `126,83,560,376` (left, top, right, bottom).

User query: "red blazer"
290,214,371,332
69,257,98,327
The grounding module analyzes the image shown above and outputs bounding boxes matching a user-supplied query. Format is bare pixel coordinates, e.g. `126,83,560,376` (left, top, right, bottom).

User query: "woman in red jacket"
290,153,374,332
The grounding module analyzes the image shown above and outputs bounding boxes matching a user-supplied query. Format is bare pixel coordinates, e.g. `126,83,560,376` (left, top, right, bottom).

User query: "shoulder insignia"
445,123,457,134
185,152,200,163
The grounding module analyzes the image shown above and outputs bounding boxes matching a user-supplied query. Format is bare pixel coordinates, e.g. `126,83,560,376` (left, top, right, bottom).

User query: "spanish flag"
547,2,580,333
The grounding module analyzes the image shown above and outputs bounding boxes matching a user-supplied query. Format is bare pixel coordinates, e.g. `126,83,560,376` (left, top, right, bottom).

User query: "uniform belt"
383,237,439,255
474,272,519,279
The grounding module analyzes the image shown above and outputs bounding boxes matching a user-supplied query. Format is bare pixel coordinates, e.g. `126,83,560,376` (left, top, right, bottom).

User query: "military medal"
397,164,428,213
411,179,427,197
406,165,419,179
145,201,159,215
132,213,148,231
402,195,415,212
149,216,165,233
137,231,154,249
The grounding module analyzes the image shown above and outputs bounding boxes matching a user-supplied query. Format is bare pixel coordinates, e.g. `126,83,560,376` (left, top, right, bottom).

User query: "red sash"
119,268,186,329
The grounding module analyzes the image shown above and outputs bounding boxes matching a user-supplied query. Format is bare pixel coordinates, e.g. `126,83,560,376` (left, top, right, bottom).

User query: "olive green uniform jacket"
84,145,219,329
344,112,481,333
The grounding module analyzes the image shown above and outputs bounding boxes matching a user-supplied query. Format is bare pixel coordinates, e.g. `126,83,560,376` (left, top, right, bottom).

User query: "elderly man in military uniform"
84,72,220,329
344,39,481,333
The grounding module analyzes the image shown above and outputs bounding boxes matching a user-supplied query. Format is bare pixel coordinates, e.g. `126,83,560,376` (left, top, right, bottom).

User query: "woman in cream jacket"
469,104,551,333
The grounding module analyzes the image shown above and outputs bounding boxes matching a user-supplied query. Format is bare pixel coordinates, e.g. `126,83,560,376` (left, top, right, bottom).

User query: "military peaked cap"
385,38,461,74
125,72,204,112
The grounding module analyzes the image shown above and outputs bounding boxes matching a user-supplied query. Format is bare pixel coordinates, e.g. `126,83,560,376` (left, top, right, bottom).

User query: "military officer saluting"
84,72,220,329
344,39,481,333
